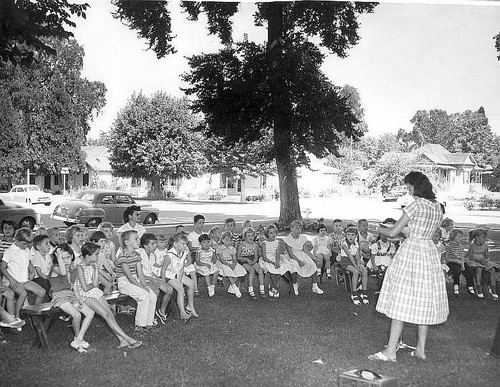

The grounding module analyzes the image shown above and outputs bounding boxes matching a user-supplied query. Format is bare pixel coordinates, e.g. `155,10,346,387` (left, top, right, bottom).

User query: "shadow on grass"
1,277,499,386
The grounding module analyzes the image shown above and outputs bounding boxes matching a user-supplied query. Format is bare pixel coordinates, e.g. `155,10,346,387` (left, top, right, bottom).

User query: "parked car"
1,184,52,206
51,190,160,227
382,185,408,202
0,198,41,229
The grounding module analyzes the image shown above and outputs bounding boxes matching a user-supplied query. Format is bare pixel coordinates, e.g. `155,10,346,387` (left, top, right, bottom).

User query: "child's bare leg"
182,276,197,316
23,281,46,305
158,282,174,315
475,268,482,286
324,255,332,275
316,253,324,276
211,272,219,288
99,275,112,295
167,279,189,319
243,264,255,293
12,286,27,317
255,265,264,286
270,274,279,290
360,266,368,289
489,269,497,289
290,272,298,284
190,271,198,292
59,303,83,338
84,298,135,346
228,276,236,286
76,304,94,343
204,275,211,288
347,266,359,293
1,287,16,315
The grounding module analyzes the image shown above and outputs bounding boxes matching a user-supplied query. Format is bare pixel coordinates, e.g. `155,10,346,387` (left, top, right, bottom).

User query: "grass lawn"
1,275,499,387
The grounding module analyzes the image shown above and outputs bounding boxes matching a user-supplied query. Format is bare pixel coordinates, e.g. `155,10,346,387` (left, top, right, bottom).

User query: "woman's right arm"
378,213,410,238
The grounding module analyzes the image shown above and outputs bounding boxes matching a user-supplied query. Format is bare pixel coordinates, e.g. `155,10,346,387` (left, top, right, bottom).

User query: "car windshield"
76,192,96,202
27,186,41,192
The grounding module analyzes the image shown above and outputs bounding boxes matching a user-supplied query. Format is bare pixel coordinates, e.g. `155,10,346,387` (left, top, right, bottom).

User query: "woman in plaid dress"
369,172,448,362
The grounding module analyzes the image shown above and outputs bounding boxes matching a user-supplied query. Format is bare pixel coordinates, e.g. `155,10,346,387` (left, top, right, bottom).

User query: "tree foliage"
495,31,500,61
368,152,418,194
108,92,207,197
113,1,376,224
0,0,89,67
406,108,498,166
0,37,106,183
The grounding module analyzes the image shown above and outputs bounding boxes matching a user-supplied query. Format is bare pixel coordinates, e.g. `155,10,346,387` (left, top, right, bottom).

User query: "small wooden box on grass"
338,369,398,387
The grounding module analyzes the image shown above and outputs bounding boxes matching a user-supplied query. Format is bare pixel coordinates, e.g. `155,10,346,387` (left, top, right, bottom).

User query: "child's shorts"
339,256,353,271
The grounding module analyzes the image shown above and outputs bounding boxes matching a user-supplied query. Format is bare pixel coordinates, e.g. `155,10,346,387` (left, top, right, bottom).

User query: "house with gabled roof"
414,144,483,192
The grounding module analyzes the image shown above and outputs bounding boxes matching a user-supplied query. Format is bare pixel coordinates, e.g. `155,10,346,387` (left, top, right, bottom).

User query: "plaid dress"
376,198,449,325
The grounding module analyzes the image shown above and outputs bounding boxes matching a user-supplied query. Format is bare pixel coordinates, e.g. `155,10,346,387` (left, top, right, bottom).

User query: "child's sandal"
249,291,257,300
351,294,361,305
360,293,369,304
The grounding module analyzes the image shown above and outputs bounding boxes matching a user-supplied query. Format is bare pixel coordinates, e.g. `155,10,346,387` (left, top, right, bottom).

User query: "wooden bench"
21,292,133,351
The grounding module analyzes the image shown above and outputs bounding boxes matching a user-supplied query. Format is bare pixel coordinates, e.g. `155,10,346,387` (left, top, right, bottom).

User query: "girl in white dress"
216,232,246,298
261,225,294,298
195,234,219,297
283,220,323,295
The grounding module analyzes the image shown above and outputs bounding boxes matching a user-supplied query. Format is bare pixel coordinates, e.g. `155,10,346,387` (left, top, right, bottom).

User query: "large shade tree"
0,37,106,183
108,92,207,198
0,0,89,67
113,1,377,224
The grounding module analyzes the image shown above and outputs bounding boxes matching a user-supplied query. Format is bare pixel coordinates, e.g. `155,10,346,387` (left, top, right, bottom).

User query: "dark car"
0,198,41,229
51,190,160,227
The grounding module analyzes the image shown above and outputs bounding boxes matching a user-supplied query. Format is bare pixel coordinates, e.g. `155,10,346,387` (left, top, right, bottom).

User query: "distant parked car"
0,198,41,229
1,185,53,206
382,185,408,202
51,190,160,227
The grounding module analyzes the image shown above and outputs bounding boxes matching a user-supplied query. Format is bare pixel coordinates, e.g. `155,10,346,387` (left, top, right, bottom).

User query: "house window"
54,175,59,185
131,178,141,188
262,175,267,188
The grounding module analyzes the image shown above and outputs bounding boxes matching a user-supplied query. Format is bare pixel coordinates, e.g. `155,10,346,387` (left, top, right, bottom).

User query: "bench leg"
28,314,56,351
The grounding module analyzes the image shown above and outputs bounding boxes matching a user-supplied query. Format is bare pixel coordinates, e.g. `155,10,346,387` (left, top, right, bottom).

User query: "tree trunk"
267,2,301,226
153,176,162,198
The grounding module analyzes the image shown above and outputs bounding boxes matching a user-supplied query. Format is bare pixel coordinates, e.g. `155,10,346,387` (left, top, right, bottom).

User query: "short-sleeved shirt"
117,222,146,238
358,232,376,254
153,248,168,277
444,241,464,265
187,231,203,250
138,247,156,277
0,239,14,260
163,247,188,279
329,232,345,254
31,249,52,277
2,243,31,283
115,250,142,278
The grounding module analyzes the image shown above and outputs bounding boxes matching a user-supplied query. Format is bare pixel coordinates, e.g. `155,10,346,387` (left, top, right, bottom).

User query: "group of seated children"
0,221,142,352
438,218,499,299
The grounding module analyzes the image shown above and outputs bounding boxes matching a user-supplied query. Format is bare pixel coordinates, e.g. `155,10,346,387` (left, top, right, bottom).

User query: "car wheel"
44,202,51,206
143,214,157,225
19,217,36,229
86,218,102,228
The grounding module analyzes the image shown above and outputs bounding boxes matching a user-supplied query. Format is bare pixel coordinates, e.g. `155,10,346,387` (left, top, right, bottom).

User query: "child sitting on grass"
195,234,219,297
31,234,53,296
97,222,117,264
75,242,142,348
237,227,265,299
89,230,116,295
224,218,241,246
312,224,333,279
466,229,499,299
283,220,322,295
444,229,474,295
339,226,369,305
160,233,197,319
50,243,94,352
261,224,294,298
116,230,158,332
0,228,46,318
137,233,174,325
216,231,246,298
358,219,376,266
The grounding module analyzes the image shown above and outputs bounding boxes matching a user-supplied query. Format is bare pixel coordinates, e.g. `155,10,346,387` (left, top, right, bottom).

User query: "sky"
70,1,500,139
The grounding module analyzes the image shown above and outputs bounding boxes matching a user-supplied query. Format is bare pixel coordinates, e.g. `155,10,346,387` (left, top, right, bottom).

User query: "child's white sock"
248,286,254,293
326,269,331,274
259,285,264,292
317,269,321,276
